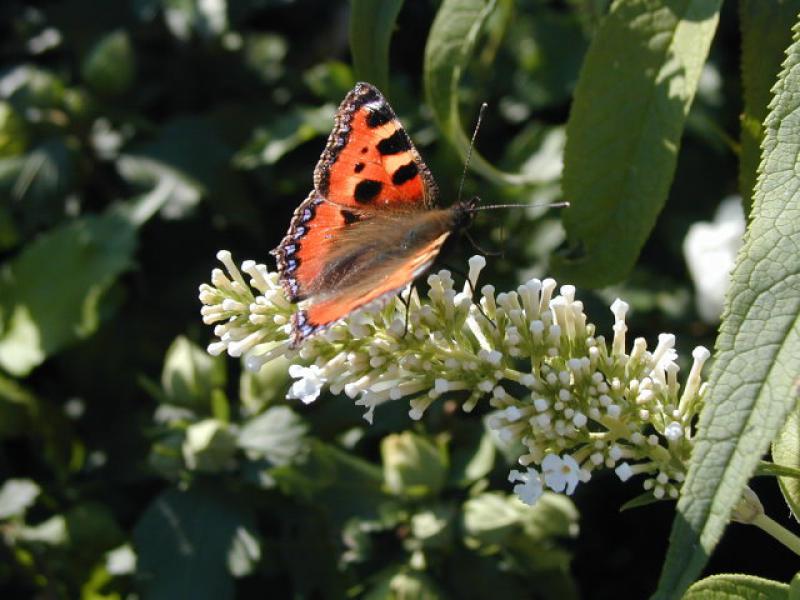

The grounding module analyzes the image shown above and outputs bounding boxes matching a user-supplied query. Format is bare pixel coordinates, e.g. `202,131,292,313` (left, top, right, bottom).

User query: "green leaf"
619,491,663,512
364,568,445,600
791,573,800,600
684,574,789,599
655,17,800,599
463,491,578,550
115,154,203,223
239,353,291,416
463,492,526,546
448,426,496,487
424,0,542,186
773,408,800,521
349,0,404,93
382,431,448,497
0,374,37,439
182,419,237,472
161,335,226,412
0,212,136,375
552,0,722,287
133,488,258,600
0,101,29,157
236,405,308,466
1,139,76,232
738,0,800,215
233,105,334,169
410,504,455,550
0,478,40,519
756,460,800,480
81,30,136,96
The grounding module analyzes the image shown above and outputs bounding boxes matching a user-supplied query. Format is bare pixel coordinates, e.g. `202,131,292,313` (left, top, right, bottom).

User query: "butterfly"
272,82,478,346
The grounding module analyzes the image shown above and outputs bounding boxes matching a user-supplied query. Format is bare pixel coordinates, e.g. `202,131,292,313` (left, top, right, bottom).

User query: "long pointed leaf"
424,0,543,186
552,0,721,287
349,0,405,93
654,16,800,600
738,0,800,216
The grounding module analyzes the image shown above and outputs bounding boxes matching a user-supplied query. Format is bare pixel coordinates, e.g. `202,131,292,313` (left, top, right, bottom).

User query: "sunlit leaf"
655,16,800,599
237,405,308,466
684,574,789,599
552,0,721,287
0,212,136,375
773,407,800,521
233,104,334,169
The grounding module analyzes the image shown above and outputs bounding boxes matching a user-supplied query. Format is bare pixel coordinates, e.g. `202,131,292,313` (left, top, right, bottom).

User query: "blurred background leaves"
0,0,796,599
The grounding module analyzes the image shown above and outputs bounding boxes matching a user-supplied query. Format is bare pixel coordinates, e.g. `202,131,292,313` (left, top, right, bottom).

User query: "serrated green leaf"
349,0,404,93
424,0,541,186
552,0,721,287
133,488,257,600
655,17,800,600
684,574,789,599
773,407,800,521
0,212,136,375
738,0,800,215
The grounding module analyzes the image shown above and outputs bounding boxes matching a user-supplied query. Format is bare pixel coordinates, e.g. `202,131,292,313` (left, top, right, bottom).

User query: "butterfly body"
273,82,476,345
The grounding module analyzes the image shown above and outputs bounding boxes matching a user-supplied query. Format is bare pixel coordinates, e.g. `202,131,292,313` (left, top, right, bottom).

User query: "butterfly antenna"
471,200,571,212
457,102,489,204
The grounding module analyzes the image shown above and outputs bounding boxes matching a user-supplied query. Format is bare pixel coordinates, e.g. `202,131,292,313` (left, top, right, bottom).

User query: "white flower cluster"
199,251,710,506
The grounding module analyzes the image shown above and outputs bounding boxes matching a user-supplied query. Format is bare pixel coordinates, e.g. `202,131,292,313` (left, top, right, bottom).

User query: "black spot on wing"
341,210,360,225
366,104,393,128
354,162,365,173
377,130,411,155
391,162,418,185
354,179,382,203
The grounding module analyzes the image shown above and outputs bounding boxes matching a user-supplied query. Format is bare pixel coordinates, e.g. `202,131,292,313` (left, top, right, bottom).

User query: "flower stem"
752,513,800,556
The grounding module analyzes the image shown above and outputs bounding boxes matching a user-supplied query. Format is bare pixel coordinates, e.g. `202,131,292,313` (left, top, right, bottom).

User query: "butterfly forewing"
314,83,438,209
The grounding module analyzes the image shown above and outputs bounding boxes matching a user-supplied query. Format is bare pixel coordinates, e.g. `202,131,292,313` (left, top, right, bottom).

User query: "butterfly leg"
395,286,416,339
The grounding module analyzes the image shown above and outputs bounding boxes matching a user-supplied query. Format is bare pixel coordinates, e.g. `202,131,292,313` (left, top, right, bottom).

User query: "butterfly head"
452,196,480,231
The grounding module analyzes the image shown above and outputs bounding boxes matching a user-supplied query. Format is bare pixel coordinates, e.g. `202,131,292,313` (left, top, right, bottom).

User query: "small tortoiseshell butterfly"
272,82,478,346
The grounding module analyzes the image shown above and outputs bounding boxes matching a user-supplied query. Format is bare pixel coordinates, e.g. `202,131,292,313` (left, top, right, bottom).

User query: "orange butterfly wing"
272,83,451,345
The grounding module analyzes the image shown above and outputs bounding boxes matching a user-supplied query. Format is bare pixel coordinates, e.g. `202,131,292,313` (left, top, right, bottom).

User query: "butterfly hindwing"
292,225,452,341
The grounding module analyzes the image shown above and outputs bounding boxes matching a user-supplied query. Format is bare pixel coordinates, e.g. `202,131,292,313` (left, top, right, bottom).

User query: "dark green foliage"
1,1,799,599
